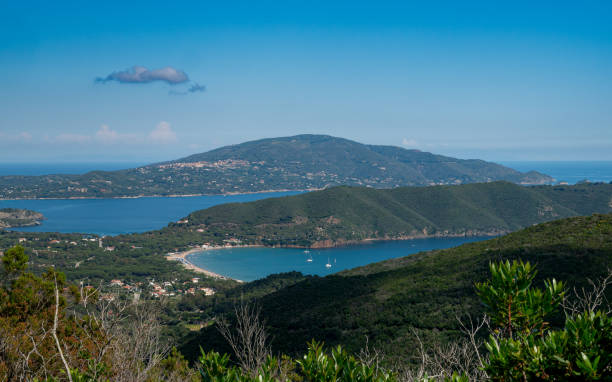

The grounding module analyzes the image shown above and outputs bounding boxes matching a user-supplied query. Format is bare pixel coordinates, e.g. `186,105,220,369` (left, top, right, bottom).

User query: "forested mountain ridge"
0,135,552,199
125,182,612,249
179,213,612,364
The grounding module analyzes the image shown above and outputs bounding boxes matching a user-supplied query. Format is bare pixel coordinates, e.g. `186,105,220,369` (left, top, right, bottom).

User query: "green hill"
128,182,612,249
0,135,552,199
178,213,612,364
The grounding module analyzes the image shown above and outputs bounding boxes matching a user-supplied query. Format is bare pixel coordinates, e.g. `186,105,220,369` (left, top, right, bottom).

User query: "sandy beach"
166,245,262,282
166,247,229,279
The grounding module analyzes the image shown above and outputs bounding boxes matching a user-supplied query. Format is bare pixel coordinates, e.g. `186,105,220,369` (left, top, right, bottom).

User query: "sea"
500,161,612,184
0,161,610,280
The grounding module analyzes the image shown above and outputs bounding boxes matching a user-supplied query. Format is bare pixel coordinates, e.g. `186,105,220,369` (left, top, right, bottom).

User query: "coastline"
0,188,318,201
166,245,263,282
166,248,230,280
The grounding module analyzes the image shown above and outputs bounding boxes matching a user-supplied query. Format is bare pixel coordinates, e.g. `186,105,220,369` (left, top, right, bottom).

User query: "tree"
2,244,28,276
0,246,111,381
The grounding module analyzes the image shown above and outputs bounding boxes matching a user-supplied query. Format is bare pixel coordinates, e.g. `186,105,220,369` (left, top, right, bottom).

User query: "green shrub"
478,261,611,380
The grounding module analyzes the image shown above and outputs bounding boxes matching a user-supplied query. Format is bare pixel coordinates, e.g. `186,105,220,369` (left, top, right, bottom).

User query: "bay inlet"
186,236,489,282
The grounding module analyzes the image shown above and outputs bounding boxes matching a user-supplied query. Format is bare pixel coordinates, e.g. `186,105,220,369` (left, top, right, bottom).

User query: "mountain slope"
179,213,612,364
128,182,612,249
0,135,552,199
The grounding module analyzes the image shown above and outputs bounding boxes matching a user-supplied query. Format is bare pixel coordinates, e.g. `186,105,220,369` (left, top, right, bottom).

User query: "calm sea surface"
188,237,489,281
0,192,301,236
501,161,612,184
0,162,146,176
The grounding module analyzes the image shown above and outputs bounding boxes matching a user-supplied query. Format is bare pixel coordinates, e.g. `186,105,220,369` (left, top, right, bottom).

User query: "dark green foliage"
1,245,28,275
0,135,552,199
198,340,397,382
295,340,396,381
485,311,612,380
476,260,565,338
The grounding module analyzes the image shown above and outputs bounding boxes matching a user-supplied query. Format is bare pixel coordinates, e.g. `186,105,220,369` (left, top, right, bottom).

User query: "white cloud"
95,124,119,143
148,121,178,144
402,138,419,147
97,66,189,85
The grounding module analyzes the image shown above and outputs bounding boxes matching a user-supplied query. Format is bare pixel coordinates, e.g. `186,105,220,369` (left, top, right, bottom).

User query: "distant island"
0,135,553,199
119,181,612,250
0,208,44,229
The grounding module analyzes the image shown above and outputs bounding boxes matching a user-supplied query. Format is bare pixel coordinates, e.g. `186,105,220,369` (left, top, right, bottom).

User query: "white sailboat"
325,257,332,268
304,249,313,262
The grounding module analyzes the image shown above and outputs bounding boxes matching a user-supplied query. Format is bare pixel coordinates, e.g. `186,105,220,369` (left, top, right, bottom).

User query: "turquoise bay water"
0,192,301,236
188,237,488,281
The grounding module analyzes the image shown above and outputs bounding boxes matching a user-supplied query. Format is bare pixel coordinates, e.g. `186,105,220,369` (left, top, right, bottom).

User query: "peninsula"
116,181,612,250
0,208,44,229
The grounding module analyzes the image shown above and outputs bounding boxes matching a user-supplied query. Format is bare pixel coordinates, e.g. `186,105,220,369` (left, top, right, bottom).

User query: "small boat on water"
305,249,313,262
325,258,332,268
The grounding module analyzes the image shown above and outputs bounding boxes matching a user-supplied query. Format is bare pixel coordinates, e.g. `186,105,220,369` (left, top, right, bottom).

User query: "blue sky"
1,1,611,162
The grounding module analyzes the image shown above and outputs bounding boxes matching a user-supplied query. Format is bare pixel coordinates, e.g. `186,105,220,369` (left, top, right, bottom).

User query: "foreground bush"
478,260,611,381
199,340,397,382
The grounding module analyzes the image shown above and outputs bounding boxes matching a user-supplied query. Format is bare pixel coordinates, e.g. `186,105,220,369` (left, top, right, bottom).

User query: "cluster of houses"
157,159,253,171
108,277,215,299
